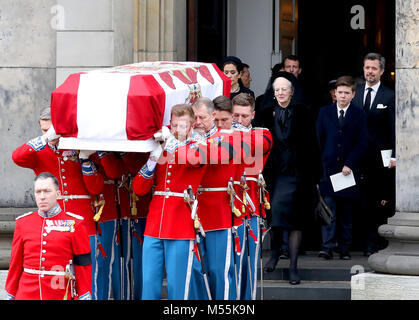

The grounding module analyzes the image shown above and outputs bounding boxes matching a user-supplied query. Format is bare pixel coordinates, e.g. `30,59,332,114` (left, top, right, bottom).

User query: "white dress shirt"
363,81,381,106
336,104,350,118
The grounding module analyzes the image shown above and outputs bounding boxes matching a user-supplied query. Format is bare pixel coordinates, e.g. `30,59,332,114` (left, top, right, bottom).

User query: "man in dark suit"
353,53,396,256
316,76,368,260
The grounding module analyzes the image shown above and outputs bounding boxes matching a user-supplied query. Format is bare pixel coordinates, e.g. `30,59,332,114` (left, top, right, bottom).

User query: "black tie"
363,87,373,111
339,110,345,127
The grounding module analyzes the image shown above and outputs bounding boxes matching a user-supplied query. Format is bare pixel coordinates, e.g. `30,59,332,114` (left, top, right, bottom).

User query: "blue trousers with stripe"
131,217,146,300
90,220,118,300
238,216,261,300
201,229,237,300
141,236,209,300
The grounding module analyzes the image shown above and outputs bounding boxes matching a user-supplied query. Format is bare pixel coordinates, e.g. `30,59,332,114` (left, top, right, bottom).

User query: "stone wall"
56,0,134,86
0,1,137,207
0,0,57,207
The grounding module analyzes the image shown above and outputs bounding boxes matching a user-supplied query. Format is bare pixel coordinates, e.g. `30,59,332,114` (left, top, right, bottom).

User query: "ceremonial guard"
232,93,273,299
192,97,245,300
11,107,104,297
132,104,209,300
98,151,150,299
6,172,92,300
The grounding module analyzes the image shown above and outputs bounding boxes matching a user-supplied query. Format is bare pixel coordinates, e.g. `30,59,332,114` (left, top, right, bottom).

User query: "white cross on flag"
51,61,231,152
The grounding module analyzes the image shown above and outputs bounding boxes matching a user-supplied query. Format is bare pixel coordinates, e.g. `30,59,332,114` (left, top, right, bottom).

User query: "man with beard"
353,53,396,256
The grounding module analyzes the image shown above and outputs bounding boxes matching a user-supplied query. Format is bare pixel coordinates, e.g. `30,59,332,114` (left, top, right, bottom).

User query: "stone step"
262,267,370,282
257,280,351,300
159,279,351,300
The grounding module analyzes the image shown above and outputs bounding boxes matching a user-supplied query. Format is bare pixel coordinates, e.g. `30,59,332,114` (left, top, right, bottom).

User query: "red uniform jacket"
240,127,273,218
132,138,207,239
5,208,92,300
99,152,151,219
197,129,243,231
12,136,103,235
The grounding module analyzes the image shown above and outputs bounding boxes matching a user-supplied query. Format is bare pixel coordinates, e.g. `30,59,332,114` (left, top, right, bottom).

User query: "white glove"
43,124,61,142
154,126,172,142
149,141,163,162
79,150,96,160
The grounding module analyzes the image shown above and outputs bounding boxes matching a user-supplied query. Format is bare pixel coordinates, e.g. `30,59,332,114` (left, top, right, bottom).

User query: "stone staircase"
255,251,370,300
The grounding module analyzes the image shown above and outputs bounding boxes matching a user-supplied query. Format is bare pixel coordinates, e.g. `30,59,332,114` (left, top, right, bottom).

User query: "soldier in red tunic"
232,93,273,299
11,107,103,236
11,107,104,298
6,172,92,300
132,104,209,300
192,97,245,300
98,151,151,300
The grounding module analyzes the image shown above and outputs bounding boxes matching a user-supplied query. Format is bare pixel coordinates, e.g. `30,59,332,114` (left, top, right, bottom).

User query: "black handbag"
314,185,333,225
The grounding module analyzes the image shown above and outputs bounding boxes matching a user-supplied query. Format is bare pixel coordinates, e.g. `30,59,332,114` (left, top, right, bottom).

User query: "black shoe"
279,250,289,259
289,268,301,285
264,256,279,273
318,249,333,260
340,252,351,260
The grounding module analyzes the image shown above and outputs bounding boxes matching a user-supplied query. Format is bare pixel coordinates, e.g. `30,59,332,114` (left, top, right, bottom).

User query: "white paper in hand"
381,149,392,167
330,171,356,192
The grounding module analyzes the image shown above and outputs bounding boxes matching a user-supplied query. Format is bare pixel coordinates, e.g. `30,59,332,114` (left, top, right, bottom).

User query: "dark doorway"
187,0,227,66
298,0,395,114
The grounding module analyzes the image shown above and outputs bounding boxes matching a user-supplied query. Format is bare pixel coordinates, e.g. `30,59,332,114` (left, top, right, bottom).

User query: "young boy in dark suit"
316,76,368,260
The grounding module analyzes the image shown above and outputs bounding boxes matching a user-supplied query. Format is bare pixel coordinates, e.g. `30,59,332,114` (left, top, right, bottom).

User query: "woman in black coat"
258,72,322,284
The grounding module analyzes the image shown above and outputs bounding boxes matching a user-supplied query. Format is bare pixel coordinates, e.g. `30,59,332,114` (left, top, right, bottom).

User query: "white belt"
58,195,91,200
153,191,185,198
198,187,228,192
24,268,66,276
104,180,115,185
234,177,258,185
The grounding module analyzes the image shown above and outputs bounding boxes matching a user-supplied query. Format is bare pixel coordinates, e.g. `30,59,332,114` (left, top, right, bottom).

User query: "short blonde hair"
171,104,195,123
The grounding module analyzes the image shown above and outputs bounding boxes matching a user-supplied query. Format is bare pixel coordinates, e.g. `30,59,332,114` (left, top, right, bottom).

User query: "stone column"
368,0,419,275
134,0,187,62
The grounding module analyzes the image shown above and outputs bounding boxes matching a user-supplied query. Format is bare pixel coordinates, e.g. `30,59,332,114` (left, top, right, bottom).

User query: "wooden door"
279,0,299,58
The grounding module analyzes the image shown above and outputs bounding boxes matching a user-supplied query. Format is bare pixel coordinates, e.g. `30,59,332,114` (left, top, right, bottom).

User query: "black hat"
271,71,296,88
222,56,243,72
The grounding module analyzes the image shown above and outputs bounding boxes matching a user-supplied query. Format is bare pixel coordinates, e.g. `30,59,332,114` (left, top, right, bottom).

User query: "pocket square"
377,104,387,109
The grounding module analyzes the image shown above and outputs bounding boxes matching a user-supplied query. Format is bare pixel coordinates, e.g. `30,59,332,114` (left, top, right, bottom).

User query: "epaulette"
66,212,84,220
16,211,34,221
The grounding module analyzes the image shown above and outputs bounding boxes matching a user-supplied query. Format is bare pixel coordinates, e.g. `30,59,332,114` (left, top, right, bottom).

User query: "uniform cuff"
27,136,47,152
78,292,92,300
81,161,97,175
139,159,157,179
5,291,15,300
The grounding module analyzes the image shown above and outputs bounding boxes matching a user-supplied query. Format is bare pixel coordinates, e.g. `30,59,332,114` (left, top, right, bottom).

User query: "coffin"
51,61,230,152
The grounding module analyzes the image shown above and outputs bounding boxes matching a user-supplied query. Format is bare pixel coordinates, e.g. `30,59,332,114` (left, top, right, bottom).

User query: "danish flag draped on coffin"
51,61,231,152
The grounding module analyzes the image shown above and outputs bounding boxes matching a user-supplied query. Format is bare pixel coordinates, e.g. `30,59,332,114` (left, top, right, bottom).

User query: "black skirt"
271,175,313,230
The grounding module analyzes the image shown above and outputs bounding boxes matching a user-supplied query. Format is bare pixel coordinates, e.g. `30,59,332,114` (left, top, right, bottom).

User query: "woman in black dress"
258,72,322,284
